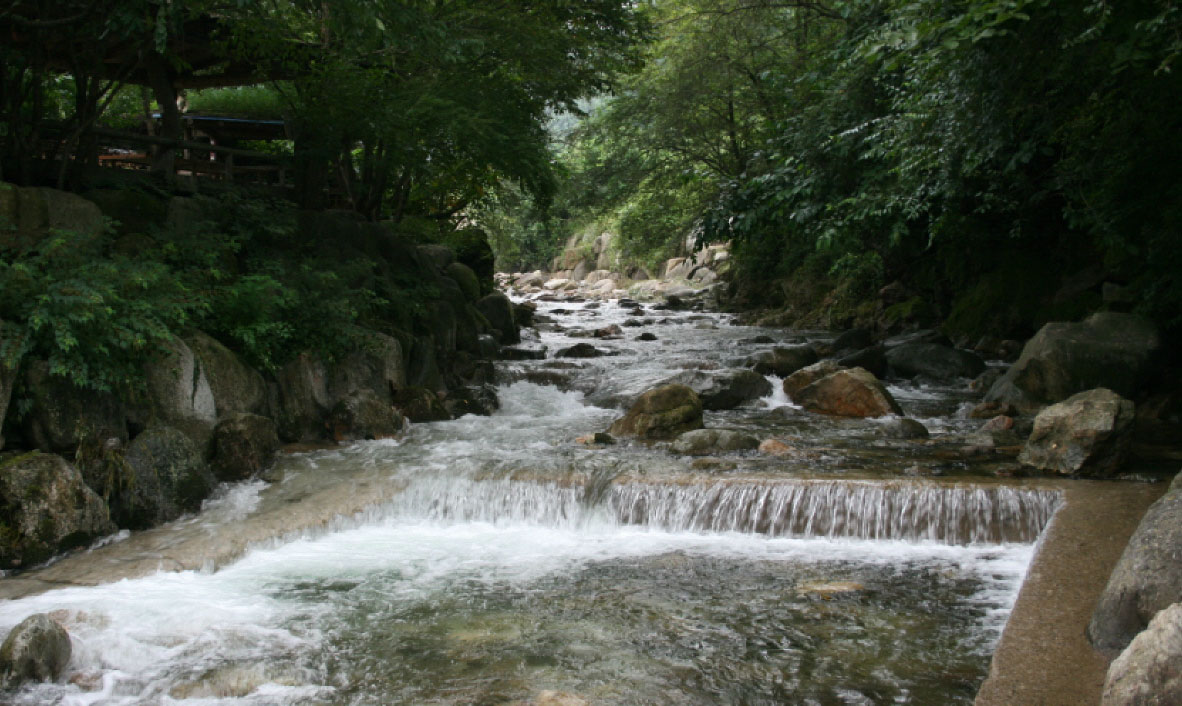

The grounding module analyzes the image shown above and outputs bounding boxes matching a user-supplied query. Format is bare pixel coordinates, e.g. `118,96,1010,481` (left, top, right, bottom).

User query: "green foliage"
0,227,197,392
185,85,289,119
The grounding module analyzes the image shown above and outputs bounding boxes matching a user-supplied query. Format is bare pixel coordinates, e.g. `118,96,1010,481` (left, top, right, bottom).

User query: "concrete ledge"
976,480,1167,706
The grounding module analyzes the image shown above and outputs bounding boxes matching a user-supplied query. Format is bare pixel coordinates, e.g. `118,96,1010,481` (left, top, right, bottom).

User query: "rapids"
0,294,1062,705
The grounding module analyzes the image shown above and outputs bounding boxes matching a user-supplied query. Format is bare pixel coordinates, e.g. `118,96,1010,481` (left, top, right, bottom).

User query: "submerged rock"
880,417,930,440
0,451,115,569
1101,602,1182,706
0,614,71,689
444,385,500,418
660,369,772,410
393,386,451,423
670,429,760,455
1018,388,1134,477
556,342,608,358
1089,474,1182,654
795,367,903,418
608,384,703,440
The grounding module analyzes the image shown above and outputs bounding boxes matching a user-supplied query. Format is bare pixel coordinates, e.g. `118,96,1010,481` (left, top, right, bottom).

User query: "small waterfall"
607,480,1060,545
387,475,1060,545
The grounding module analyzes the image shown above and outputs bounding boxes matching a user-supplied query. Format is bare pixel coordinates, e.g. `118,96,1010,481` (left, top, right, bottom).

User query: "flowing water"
0,295,1061,705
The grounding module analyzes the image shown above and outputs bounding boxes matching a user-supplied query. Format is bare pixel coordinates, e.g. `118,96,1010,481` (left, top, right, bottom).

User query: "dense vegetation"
489,0,1181,341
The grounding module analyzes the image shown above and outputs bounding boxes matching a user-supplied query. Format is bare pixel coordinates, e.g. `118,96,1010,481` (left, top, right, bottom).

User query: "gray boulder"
327,331,407,403
749,345,819,377
795,367,903,418
276,353,331,442
885,343,985,381
210,413,279,481
328,390,405,441
0,451,115,570
609,384,703,440
0,614,71,689
1089,474,1182,654
660,369,772,410
987,313,1160,412
185,331,268,417
879,417,930,440
670,429,760,455
21,360,127,455
1101,602,1182,706
117,427,217,528
143,336,218,427
475,292,519,344
1019,388,1134,477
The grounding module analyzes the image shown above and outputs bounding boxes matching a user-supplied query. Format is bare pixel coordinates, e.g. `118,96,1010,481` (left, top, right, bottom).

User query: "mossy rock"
82,188,168,237
445,261,481,302
882,296,938,331
609,384,704,440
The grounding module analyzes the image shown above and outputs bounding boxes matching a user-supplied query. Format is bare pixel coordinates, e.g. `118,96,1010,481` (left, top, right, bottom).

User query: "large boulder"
670,429,760,455
276,353,331,442
0,451,115,570
0,182,104,252
185,332,268,417
0,352,16,451
210,413,279,481
884,343,985,381
987,313,1161,412
749,345,819,377
393,386,450,423
140,336,217,447
1018,388,1134,477
609,384,704,440
1089,473,1182,654
795,367,904,418
115,426,217,529
328,390,405,441
327,331,407,402
783,360,845,401
445,261,481,302
21,360,127,455
443,385,500,418
1101,602,1182,706
660,369,772,410
0,614,71,690
475,292,519,344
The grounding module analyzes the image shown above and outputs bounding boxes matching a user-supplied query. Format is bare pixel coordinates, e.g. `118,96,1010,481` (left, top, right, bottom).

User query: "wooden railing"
89,127,290,186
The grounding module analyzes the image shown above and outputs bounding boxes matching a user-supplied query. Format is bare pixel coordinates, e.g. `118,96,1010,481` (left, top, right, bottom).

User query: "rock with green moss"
609,384,704,440
117,426,216,528
475,292,519,344
328,390,405,441
445,261,481,302
0,614,71,690
0,451,115,570
0,182,104,253
210,413,279,481
21,360,128,456
0,351,16,451
670,428,760,455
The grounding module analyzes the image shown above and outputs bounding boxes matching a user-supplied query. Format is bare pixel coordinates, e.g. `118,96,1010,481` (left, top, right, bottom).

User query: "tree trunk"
146,53,180,181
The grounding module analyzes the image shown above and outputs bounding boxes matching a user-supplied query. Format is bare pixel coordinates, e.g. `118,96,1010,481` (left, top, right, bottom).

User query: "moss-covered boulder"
328,390,405,441
116,427,217,528
0,451,115,570
670,428,760,455
0,351,16,451
609,384,704,440
445,261,482,302
0,614,72,690
475,292,519,344
885,342,986,381
210,413,279,481
21,360,128,456
660,369,773,411
328,330,407,403
795,367,903,418
0,182,104,253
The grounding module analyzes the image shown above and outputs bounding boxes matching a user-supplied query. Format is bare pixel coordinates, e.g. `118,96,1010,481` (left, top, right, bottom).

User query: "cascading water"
0,296,1061,705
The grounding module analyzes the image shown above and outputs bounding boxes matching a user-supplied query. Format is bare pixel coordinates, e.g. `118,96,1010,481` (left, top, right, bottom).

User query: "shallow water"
0,296,1055,705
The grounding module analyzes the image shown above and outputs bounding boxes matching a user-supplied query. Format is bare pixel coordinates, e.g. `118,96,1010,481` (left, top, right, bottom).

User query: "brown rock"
981,415,1015,432
759,439,795,456
608,384,703,440
795,367,903,418
782,360,845,401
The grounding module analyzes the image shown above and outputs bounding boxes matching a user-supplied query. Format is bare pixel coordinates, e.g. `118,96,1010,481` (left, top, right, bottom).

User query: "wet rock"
1100,602,1182,706
987,313,1161,412
329,390,404,441
185,331,268,417
1089,474,1182,654
512,301,536,328
795,367,904,418
393,386,451,423
970,367,1005,393
969,400,1018,419
445,261,481,301
883,329,953,349
500,347,546,361
670,429,760,455
837,345,888,379
880,418,930,440
833,328,873,351
885,343,986,381
475,292,519,344
1018,388,1134,477
636,332,658,341
758,439,795,456
797,580,865,598
210,413,279,481
661,369,772,411
749,345,819,377
783,360,845,401
0,614,71,689
444,385,500,418
608,384,703,440
21,359,128,455
594,324,623,338
0,451,115,570
556,343,607,358
980,415,1014,433
535,690,590,706
575,432,615,446
119,427,217,528
741,335,776,344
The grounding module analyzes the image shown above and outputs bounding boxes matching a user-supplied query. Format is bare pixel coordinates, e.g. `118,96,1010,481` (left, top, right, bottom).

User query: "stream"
0,293,1062,705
